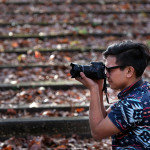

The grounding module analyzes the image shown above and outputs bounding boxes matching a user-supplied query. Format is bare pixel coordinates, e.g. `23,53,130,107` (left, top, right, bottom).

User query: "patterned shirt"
108,79,150,150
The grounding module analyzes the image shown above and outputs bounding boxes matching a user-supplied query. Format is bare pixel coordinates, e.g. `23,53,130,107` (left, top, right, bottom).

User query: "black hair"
103,40,150,77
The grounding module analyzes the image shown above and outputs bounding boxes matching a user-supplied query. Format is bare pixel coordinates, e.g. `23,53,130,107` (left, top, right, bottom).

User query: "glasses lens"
106,66,123,73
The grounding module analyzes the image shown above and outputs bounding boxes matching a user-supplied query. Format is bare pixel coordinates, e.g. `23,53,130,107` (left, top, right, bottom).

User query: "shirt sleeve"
108,99,143,133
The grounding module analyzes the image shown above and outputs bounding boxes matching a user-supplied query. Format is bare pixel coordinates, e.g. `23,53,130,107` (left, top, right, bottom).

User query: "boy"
76,41,150,149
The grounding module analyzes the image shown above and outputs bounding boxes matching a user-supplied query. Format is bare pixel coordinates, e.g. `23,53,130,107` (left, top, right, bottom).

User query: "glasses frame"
105,65,125,74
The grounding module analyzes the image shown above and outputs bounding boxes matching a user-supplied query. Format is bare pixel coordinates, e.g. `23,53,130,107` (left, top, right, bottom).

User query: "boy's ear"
126,66,135,78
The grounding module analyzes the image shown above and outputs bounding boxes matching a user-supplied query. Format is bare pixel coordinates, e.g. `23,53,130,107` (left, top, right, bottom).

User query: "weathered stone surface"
0,117,91,138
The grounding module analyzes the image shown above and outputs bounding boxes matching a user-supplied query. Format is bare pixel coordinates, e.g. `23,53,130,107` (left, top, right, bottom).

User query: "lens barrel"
70,62,105,79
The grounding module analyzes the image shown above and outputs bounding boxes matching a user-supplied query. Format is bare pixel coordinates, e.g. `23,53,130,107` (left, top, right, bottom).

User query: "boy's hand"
76,72,103,91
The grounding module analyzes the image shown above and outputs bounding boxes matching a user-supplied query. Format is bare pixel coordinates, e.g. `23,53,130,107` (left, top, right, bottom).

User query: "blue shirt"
108,79,150,150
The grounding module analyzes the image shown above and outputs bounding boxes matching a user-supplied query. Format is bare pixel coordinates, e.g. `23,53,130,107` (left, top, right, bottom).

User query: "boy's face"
105,56,128,91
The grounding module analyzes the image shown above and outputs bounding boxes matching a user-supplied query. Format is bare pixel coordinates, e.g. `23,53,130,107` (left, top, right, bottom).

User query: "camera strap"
102,77,109,104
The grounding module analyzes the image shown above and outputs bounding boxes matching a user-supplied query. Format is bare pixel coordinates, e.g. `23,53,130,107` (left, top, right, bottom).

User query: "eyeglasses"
105,66,125,73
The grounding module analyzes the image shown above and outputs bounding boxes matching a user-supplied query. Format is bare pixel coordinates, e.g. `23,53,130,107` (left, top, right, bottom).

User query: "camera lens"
70,62,105,79
70,63,82,78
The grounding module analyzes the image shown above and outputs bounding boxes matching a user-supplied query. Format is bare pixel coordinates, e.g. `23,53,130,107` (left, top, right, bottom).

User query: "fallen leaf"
120,4,130,10
67,72,71,77
35,51,42,58
57,38,69,44
55,145,67,149
7,109,17,115
2,145,13,150
64,56,71,62
75,108,85,113
11,42,19,48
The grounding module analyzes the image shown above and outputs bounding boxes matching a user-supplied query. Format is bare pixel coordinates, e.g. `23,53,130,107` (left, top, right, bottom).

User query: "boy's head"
103,40,150,78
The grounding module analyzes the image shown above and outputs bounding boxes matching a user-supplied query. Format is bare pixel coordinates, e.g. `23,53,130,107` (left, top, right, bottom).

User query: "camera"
70,62,106,80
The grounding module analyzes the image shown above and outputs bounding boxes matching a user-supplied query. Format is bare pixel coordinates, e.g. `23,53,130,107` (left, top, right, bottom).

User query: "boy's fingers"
80,72,86,79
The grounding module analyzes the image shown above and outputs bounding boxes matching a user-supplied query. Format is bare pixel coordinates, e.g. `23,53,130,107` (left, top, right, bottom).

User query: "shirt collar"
118,79,143,99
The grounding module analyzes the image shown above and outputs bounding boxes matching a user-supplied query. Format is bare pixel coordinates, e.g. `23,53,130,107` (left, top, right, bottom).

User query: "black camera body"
70,62,106,80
